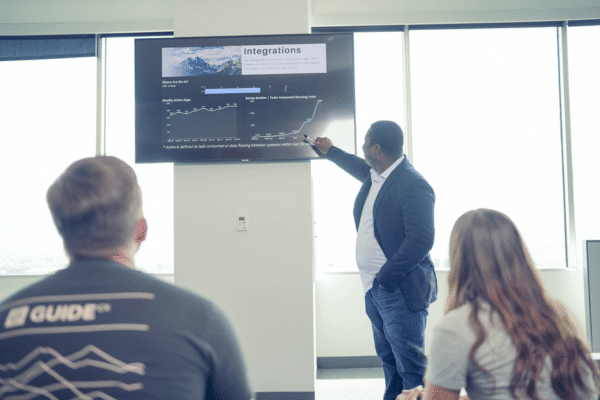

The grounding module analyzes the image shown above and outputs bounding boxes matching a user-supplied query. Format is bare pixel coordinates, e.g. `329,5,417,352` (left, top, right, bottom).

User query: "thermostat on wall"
237,212,248,231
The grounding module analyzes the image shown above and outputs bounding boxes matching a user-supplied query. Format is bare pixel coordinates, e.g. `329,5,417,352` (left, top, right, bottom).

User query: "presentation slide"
135,34,355,163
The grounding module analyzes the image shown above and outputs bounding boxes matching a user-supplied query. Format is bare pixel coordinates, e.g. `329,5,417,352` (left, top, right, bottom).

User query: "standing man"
312,121,436,400
0,156,254,400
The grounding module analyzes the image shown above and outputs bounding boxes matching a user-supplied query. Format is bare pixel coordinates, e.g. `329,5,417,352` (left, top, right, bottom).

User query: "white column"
173,0,315,395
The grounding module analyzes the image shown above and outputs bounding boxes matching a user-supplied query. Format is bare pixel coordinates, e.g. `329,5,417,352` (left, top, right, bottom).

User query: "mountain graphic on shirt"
0,345,145,399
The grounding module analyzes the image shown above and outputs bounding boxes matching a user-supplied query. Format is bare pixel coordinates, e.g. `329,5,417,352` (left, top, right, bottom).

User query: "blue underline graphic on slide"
206,88,260,94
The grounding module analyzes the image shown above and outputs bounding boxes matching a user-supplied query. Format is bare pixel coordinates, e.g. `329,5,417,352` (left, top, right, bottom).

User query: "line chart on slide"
246,97,324,140
164,101,238,141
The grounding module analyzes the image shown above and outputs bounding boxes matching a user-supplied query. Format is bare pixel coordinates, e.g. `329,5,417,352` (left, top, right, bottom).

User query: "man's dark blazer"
326,146,437,311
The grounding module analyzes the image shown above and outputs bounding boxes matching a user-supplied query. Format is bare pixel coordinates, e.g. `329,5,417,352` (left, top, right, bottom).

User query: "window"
2,25,590,275
312,31,405,273
567,24,600,268
103,36,174,274
0,57,96,274
410,26,565,269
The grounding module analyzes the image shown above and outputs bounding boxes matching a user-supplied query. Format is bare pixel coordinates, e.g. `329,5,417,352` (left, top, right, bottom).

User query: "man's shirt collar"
370,155,404,184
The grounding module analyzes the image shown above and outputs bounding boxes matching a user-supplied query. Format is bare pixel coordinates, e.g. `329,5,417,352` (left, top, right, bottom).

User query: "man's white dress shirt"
355,156,404,294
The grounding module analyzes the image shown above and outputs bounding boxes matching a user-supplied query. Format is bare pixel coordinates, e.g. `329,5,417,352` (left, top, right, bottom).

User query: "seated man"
0,156,254,400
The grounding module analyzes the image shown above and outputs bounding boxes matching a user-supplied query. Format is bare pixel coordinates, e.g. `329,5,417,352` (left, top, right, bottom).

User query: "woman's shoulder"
436,303,477,335
437,300,500,337
441,301,493,324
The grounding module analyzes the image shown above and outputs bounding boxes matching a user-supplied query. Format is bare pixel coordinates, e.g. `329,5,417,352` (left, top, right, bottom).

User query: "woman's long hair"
446,209,599,399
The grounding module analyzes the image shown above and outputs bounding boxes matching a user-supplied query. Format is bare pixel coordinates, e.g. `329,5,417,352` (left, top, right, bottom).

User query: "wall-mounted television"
135,33,355,163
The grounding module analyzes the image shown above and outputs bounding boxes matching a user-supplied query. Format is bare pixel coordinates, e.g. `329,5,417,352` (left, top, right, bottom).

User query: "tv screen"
135,33,355,163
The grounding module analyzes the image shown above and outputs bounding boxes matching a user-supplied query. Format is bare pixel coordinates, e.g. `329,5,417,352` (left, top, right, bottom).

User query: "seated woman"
399,209,599,400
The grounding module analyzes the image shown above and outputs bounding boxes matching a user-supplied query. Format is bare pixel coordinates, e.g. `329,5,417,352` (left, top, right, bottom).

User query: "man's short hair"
47,156,142,258
367,120,404,159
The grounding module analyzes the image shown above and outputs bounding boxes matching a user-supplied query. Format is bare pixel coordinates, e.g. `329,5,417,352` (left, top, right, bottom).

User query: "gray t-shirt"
0,258,253,400
425,301,595,400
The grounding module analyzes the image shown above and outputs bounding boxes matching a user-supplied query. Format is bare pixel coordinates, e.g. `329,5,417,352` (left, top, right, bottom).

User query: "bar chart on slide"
164,99,238,140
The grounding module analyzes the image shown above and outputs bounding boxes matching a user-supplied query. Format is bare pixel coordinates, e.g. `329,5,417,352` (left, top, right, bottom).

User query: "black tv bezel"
134,32,356,164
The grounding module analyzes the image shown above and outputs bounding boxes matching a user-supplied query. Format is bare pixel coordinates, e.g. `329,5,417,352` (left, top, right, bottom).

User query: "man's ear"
370,143,382,156
134,218,147,243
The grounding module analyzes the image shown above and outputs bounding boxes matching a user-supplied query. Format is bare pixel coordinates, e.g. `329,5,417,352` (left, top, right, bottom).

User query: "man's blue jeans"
365,278,428,400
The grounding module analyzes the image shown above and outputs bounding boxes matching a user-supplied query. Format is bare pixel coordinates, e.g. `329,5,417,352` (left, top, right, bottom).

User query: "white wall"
0,0,174,35
315,268,588,358
311,0,600,26
2,0,600,35
173,162,315,393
